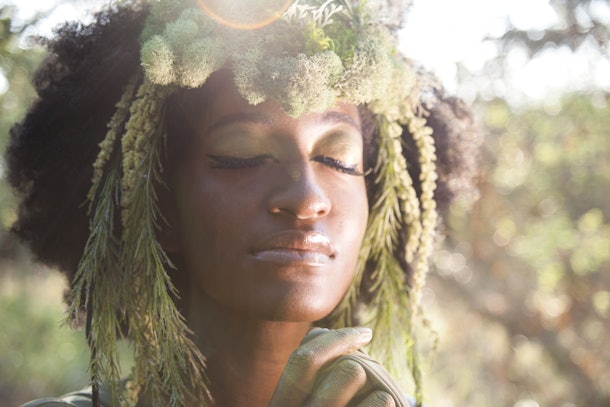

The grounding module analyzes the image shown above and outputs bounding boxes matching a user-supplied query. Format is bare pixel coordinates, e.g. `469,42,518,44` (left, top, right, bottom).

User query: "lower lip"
251,249,331,266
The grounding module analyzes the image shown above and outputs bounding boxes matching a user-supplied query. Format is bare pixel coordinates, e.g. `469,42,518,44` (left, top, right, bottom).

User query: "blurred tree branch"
432,271,603,405
436,94,610,405
492,0,609,58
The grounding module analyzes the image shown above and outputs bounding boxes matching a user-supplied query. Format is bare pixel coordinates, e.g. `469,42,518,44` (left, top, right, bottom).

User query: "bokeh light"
197,0,292,30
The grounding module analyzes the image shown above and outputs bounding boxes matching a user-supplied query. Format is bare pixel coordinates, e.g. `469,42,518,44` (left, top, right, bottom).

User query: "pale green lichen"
232,45,267,105
179,38,227,88
164,18,199,50
142,9,230,88
337,36,393,105
141,0,194,41
140,0,406,116
257,51,343,116
141,35,175,86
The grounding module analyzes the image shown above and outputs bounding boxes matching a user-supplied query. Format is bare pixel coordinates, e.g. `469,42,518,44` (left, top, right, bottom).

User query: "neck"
187,292,311,407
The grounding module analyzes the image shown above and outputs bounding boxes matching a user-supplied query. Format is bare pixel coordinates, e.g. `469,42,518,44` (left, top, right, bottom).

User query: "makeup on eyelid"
204,132,362,171
313,136,362,168
205,129,271,158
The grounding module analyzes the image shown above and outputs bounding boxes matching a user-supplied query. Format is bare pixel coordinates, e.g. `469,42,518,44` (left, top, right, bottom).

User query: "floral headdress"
67,0,439,406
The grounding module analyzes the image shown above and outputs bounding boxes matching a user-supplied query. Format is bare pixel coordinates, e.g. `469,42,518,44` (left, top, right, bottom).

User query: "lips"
250,230,336,266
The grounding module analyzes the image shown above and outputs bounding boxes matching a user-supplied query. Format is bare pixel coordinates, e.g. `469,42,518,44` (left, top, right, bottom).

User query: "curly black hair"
5,0,481,289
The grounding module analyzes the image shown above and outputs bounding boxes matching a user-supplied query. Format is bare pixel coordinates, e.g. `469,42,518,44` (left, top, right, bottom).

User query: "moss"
257,51,344,117
141,36,175,86
179,38,226,88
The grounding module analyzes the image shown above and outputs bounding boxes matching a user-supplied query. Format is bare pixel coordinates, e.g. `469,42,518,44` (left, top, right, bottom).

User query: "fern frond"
120,81,212,407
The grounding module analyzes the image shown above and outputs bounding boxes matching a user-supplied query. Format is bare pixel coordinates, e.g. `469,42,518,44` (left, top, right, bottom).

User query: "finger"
358,391,396,407
268,327,373,406
305,358,367,407
300,327,330,345
291,327,372,381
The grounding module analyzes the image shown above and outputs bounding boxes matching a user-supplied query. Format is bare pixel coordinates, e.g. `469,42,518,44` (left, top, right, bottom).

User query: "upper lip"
251,230,336,257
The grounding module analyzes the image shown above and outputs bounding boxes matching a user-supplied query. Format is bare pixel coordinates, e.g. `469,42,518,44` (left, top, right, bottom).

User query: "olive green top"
19,387,111,407
17,350,420,407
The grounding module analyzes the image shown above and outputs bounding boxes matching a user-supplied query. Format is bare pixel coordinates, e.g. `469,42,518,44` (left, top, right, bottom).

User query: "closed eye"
207,154,277,169
312,155,363,176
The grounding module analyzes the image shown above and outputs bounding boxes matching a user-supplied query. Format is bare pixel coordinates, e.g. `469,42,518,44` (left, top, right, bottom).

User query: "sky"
399,0,610,103
400,0,559,86
3,0,610,104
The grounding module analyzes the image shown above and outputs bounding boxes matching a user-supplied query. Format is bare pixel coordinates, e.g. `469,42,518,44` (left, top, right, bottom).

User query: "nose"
267,162,331,220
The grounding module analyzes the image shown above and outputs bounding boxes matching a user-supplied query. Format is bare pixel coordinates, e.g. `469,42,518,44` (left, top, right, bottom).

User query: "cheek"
175,173,255,264
319,175,368,278
173,185,250,313
333,176,368,239
173,166,235,259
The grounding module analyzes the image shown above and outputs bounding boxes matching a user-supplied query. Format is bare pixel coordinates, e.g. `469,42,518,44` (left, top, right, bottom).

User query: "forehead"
196,70,361,134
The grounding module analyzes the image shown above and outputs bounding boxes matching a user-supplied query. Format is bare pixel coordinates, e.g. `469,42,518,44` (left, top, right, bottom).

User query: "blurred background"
0,0,608,406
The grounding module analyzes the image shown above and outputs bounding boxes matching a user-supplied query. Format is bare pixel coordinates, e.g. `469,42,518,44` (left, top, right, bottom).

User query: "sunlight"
12,0,610,104
400,0,609,103
399,0,516,92
197,0,292,30
0,69,8,95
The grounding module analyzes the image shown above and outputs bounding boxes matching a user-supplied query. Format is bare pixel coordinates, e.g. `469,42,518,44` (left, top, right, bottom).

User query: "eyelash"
312,155,363,176
207,154,363,176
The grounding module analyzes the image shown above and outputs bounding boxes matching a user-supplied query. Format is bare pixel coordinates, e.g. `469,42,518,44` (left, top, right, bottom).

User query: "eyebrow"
320,110,361,131
206,112,275,134
206,109,361,134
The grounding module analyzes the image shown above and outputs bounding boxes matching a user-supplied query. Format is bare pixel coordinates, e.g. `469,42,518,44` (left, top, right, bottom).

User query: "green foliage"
0,7,44,237
430,93,610,406
0,267,135,406
85,81,211,406
485,95,610,288
0,270,81,402
122,85,212,405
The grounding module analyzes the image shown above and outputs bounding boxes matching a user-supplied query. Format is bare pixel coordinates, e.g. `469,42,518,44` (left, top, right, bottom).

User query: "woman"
7,0,480,406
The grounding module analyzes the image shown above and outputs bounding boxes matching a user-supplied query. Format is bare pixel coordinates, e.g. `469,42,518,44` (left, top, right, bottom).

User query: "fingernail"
355,327,373,342
307,327,329,334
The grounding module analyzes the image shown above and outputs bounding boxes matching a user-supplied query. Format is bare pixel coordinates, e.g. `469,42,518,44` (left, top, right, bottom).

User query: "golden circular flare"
198,0,293,30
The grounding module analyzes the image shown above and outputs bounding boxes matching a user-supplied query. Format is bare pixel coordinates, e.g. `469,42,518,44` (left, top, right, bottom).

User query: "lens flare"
198,0,293,30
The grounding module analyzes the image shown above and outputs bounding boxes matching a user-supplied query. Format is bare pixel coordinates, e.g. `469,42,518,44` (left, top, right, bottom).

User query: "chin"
244,287,344,323
267,306,334,323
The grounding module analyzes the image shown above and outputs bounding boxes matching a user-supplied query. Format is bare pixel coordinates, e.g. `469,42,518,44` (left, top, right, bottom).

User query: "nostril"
268,195,331,220
268,204,329,219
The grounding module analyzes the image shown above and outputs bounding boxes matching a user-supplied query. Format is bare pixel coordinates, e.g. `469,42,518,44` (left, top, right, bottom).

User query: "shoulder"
19,387,112,407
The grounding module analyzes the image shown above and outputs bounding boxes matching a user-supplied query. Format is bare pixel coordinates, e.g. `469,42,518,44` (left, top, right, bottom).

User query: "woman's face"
169,75,368,322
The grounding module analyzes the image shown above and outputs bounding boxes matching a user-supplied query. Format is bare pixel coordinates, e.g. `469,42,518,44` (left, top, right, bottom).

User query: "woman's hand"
268,327,398,407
